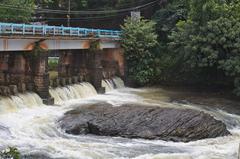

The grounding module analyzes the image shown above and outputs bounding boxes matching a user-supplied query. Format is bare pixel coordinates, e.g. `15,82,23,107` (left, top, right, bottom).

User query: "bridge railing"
0,22,121,39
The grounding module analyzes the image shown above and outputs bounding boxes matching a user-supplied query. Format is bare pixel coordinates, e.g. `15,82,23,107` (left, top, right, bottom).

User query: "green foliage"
152,0,188,43
48,57,59,71
89,40,101,51
0,147,20,159
169,0,240,95
121,17,158,85
151,0,189,83
0,0,35,22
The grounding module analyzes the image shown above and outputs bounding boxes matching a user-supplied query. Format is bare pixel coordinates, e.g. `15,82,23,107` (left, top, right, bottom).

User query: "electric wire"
0,0,160,15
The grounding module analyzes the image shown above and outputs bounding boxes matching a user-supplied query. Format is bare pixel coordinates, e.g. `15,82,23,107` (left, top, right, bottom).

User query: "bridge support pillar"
32,52,54,105
0,53,9,85
8,53,27,92
58,51,73,78
88,50,105,93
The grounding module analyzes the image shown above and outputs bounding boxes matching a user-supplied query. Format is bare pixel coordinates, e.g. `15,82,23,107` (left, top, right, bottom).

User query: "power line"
34,3,156,22
35,1,157,20
35,0,160,15
0,0,160,15
0,0,160,22
36,0,153,11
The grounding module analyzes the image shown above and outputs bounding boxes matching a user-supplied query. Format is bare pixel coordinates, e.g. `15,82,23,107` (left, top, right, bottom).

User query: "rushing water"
0,77,239,159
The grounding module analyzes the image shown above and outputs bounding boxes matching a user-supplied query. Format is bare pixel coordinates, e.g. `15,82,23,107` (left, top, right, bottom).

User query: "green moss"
90,40,101,51
0,147,20,159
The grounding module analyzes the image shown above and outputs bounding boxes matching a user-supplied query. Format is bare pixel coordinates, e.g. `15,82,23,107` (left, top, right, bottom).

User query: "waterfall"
102,77,125,92
113,77,125,88
102,80,114,92
0,78,125,113
49,82,98,105
0,92,44,114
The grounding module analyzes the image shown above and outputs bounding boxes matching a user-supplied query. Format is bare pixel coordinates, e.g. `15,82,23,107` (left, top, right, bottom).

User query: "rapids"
0,77,239,159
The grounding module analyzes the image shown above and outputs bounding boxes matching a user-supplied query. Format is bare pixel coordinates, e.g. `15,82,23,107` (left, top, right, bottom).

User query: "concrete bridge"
0,22,124,104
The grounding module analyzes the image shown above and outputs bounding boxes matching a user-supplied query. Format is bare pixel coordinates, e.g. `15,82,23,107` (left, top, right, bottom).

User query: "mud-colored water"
0,79,239,159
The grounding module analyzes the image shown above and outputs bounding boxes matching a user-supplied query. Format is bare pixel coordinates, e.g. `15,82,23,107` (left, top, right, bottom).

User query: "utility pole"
67,0,71,27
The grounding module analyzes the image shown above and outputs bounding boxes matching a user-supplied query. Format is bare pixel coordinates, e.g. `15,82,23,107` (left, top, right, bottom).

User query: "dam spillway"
0,77,125,113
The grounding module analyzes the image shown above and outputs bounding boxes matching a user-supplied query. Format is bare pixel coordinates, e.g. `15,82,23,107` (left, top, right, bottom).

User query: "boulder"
59,103,230,142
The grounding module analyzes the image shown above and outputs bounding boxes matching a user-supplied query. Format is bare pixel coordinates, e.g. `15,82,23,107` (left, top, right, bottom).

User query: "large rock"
59,103,230,142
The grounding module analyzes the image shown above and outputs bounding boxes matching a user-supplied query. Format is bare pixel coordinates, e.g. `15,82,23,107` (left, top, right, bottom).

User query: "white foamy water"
49,82,98,105
0,78,239,159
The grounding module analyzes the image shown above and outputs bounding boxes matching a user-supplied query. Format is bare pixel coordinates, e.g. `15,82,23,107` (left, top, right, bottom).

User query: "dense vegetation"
121,0,240,96
0,0,35,22
121,18,158,85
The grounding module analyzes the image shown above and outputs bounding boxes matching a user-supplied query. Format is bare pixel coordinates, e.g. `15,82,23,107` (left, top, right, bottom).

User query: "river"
0,78,239,159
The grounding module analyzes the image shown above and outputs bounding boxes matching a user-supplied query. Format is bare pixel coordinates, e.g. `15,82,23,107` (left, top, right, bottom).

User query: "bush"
167,0,240,95
121,17,158,86
0,147,20,159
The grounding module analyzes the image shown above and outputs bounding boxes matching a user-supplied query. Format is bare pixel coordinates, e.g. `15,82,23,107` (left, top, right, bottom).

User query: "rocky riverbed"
59,102,230,142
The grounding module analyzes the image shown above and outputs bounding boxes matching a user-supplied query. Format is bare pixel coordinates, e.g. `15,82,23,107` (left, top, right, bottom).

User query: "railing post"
97,30,100,38
53,26,56,36
33,26,35,35
62,27,64,36
70,28,72,36
23,24,25,35
77,28,80,36
11,24,13,34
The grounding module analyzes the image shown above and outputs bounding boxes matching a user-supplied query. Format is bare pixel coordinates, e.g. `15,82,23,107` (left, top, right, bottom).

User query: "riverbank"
136,85,240,115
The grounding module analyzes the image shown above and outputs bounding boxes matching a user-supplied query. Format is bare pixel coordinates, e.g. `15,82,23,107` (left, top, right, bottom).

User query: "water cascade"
102,77,125,92
0,92,44,114
49,82,98,105
0,86,238,159
113,77,125,88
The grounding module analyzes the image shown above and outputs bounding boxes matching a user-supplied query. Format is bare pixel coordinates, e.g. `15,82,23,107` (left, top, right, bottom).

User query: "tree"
169,0,240,94
150,0,189,83
0,0,35,22
121,17,158,86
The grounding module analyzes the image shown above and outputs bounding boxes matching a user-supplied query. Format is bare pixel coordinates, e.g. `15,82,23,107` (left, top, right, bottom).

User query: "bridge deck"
0,22,121,51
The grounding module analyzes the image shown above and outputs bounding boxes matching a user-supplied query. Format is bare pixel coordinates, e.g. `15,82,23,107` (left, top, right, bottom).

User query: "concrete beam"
0,37,120,51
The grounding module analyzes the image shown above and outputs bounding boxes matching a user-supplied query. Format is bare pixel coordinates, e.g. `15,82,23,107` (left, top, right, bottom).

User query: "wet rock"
21,153,53,159
26,83,34,91
17,83,26,93
53,78,60,87
9,85,18,95
0,86,10,96
66,78,72,85
72,76,78,84
60,78,66,86
59,103,230,142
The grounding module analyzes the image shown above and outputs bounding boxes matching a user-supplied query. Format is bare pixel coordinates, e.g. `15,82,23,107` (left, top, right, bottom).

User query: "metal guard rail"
0,22,121,39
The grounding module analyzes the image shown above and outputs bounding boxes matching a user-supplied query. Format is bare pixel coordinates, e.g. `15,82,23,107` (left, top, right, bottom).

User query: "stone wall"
0,47,124,104
57,48,124,93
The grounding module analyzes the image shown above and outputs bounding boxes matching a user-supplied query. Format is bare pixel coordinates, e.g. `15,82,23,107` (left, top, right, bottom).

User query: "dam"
0,22,124,105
